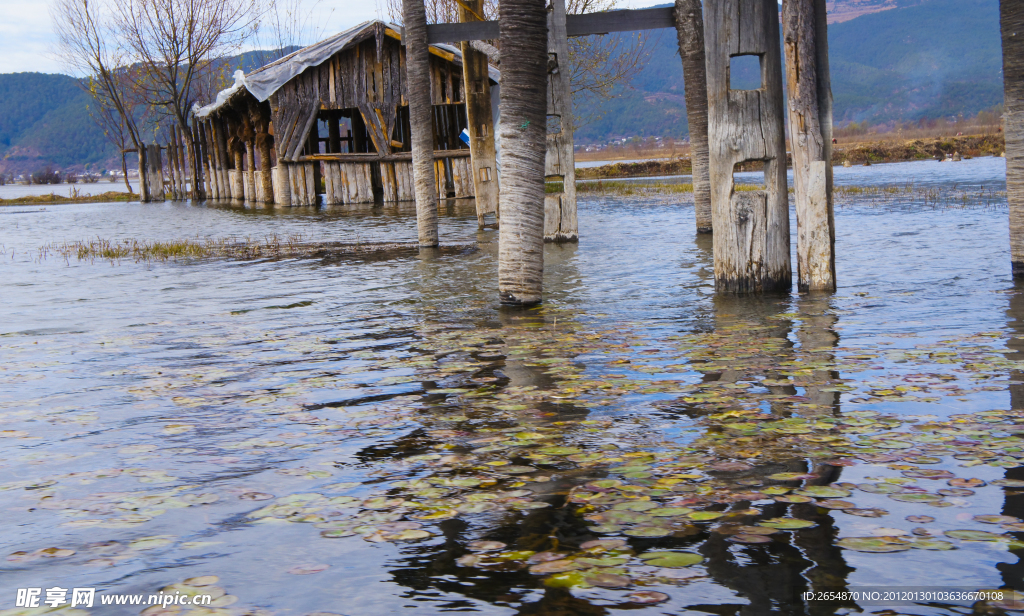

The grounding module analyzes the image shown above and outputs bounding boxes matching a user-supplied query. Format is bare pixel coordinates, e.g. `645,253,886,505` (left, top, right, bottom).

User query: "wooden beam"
565,7,675,35
297,150,470,162
425,7,675,43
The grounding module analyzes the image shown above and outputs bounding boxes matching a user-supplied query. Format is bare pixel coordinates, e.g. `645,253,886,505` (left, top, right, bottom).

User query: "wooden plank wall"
270,32,467,165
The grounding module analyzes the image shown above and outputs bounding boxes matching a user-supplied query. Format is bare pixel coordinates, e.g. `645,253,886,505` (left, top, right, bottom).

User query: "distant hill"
575,0,1003,142
0,50,293,175
0,73,115,172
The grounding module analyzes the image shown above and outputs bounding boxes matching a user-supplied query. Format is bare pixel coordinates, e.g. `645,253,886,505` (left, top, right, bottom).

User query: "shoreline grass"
0,191,137,206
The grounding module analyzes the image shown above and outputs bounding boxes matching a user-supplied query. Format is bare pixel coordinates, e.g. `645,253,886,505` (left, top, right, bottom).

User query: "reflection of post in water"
794,294,841,417
999,283,1024,590
690,294,852,615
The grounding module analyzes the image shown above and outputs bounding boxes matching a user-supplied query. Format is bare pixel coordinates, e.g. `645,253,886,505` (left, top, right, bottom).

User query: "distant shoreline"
576,133,1006,180
0,191,137,207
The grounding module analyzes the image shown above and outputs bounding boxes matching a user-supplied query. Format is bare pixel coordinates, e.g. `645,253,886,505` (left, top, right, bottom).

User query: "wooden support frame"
704,0,791,293
424,6,675,43
783,0,836,292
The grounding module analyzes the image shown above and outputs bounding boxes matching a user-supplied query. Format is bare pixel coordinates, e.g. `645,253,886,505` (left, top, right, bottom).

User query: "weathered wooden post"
216,118,231,200
166,130,179,199
458,0,500,227
675,0,713,233
783,0,836,292
498,0,549,304
146,143,165,201
199,122,214,200
1003,0,1024,276
137,148,150,202
403,0,440,246
252,104,275,204
703,0,791,293
543,0,578,242
191,122,205,199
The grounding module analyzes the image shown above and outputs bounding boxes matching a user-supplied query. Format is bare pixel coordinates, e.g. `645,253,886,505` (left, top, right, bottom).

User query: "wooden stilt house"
192,20,500,211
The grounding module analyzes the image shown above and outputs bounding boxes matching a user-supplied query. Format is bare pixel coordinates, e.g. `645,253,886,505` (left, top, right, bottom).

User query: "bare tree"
111,0,265,199
254,0,335,65
52,0,150,196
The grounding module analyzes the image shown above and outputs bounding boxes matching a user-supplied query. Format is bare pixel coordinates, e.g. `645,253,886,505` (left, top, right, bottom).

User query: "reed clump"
37,235,475,264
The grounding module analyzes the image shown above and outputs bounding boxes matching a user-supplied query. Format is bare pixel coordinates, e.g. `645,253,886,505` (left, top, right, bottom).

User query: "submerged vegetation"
31,235,476,263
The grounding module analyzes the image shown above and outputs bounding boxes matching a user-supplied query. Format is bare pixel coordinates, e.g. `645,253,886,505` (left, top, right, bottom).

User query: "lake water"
2,157,1023,616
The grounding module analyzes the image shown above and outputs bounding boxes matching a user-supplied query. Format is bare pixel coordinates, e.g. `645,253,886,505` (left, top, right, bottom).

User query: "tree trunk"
403,0,440,247
675,0,712,234
121,151,132,194
498,0,549,305
1004,0,1024,276
783,0,836,292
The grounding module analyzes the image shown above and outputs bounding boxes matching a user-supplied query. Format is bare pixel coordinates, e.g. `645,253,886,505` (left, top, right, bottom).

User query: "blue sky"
1,0,670,74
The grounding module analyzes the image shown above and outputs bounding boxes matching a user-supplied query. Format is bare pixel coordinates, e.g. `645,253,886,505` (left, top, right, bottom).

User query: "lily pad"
945,530,1010,541
817,500,856,509
580,539,628,550
795,486,851,498
906,515,935,523
468,541,507,552
688,511,726,521
624,527,671,538
576,556,630,567
585,572,632,588
902,469,955,479
639,551,703,567
909,539,956,550
529,559,579,574
837,537,911,552
758,518,816,530
626,591,670,604
974,515,1021,525
538,446,582,456
888,493,944,503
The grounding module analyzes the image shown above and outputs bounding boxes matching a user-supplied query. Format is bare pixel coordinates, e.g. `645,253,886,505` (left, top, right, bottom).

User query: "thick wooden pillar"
783,0,836,292
244,139,257,203
543,0,578,242
704,0,791,293
1003,0,1024,276
403,0,441,246
459,0,500,227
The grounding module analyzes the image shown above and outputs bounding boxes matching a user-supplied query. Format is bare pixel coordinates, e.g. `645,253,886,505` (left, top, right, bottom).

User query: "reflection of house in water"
192,20,499,214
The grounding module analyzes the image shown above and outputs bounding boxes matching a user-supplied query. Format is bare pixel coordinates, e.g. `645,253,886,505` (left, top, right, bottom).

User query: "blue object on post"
459,128,470,146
